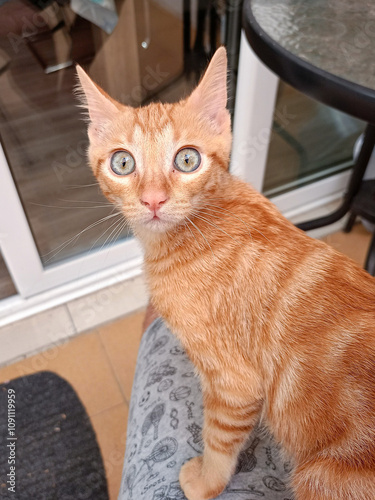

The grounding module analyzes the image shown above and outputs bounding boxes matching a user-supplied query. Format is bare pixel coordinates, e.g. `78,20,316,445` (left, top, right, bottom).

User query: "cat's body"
142,175,375,499
76,48,375,499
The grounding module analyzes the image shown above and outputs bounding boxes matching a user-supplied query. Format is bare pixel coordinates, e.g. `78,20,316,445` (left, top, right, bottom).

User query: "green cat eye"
110,150,135,176
174,147,201,173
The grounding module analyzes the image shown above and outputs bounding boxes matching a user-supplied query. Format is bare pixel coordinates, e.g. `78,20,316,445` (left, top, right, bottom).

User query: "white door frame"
231,31,279,190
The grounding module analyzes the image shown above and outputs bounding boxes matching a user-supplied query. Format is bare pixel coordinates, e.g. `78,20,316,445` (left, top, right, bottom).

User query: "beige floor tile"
98,310,145,403
0,331,124,417
0,305,75,366
322,222,372,266
91,403,129,500
67,275,148,333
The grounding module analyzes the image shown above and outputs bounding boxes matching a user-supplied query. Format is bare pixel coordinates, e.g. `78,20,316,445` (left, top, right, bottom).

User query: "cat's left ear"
187,47,230,133
75,65,121,140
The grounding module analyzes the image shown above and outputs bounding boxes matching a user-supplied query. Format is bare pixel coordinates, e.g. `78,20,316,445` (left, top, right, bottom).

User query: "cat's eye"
174,147,201,173
110,150,135,176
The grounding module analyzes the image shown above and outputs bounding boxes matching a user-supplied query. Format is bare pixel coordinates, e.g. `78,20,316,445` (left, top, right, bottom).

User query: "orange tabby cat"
76,48,375,499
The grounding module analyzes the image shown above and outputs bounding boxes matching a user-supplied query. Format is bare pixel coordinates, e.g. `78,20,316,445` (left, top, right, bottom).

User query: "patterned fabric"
119,318,295,499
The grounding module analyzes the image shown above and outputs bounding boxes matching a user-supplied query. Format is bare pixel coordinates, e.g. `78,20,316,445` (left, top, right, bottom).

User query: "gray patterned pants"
119,318,294,499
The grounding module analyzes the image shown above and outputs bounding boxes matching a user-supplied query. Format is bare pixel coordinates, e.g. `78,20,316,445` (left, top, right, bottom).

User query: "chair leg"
364,232,375,276
344,212,357,233
297,124,375,231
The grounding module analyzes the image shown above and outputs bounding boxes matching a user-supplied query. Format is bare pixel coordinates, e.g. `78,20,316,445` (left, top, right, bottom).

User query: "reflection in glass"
263,82,366,197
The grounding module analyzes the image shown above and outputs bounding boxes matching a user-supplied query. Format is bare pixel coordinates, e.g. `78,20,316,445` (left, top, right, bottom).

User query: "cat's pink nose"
140,191,168,213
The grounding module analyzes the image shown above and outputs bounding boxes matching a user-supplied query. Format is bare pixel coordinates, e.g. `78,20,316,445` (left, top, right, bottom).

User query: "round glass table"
243,0,375,274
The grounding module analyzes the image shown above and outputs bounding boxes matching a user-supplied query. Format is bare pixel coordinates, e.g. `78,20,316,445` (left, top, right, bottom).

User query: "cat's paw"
179,456,226,500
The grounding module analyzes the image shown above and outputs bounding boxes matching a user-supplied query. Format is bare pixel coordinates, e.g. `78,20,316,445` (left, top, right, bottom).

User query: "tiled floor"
0,222,372,499
321,222,372,265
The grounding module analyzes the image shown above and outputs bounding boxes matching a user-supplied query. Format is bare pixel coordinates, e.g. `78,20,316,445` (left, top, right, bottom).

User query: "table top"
243,0,375,123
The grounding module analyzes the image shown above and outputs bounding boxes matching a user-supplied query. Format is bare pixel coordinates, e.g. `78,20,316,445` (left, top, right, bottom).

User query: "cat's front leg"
179,388,261,500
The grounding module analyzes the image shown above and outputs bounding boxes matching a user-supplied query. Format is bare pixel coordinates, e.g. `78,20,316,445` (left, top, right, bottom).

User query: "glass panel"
0,1,131,267
263,82,366,197
0,251,17,299
0,0,241,268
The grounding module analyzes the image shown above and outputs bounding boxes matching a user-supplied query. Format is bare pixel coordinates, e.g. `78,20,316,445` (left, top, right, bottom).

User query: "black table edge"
243,0,375,125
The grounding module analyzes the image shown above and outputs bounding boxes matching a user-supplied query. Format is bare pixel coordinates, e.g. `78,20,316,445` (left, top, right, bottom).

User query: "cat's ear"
75,65,120,140
187,47,230,133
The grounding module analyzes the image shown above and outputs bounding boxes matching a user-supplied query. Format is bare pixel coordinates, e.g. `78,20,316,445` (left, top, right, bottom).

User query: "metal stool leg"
344,212,357,233
297,123,375,231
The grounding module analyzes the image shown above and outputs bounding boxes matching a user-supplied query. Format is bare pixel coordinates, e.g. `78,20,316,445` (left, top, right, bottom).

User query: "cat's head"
76,47,231,235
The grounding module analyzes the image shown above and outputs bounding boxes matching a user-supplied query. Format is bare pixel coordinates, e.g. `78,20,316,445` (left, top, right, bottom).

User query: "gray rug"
0,371,109,499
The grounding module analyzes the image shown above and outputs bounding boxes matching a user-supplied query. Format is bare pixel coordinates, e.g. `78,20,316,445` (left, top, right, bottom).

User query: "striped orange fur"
76,48,375,499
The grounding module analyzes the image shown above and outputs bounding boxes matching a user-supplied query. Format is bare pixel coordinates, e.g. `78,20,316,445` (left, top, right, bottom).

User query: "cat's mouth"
147,213,163,224
142,213,172,232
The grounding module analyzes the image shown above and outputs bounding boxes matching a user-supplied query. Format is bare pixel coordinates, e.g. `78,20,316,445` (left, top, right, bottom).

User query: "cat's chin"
139,217,177,234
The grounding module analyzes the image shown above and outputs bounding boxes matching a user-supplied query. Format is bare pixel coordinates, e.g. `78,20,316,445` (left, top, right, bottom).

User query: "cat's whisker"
203,202,270,244
42,211,122,263
185,216,215,258
102,217,130,251
64,182,100,189
196,206,254,245
57,198,113,205
29,201,114,210
98,222,122,253
103,220,129,259
88,214,127,254
183,220,205,254
43,214,121,263
190,210,242,246
112,220,130,246
184,220,196,239
198,205,251,230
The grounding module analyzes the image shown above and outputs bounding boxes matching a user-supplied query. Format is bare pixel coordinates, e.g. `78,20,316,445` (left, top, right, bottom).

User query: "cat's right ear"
75,65,120,141
186,47,230,134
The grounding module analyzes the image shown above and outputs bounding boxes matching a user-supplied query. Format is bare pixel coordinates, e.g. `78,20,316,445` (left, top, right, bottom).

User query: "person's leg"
118,317,294,499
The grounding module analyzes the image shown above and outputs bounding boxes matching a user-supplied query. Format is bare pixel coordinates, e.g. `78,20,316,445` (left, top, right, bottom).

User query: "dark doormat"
0,371,109,500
